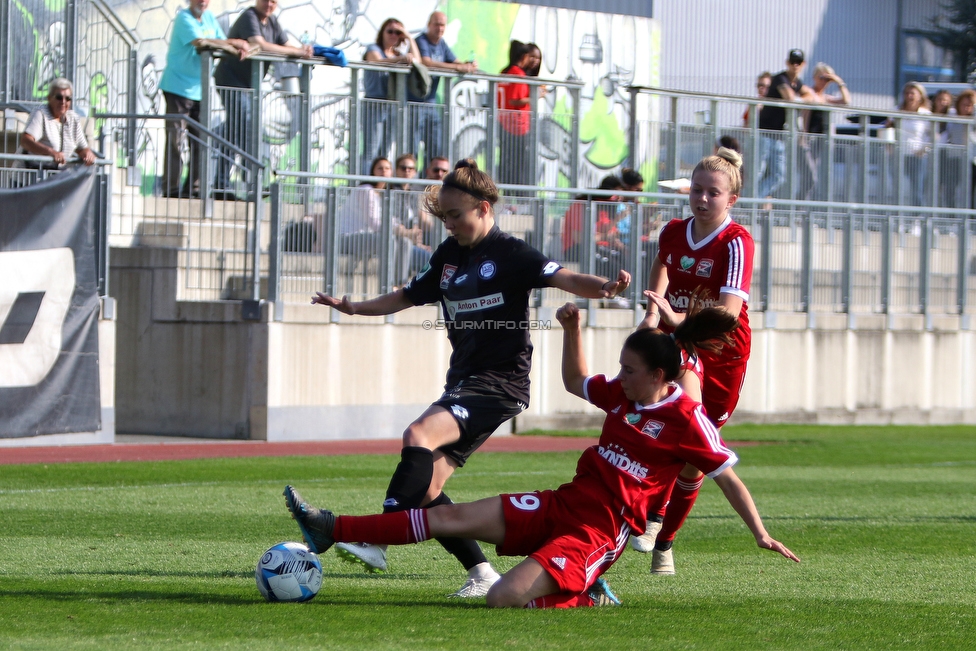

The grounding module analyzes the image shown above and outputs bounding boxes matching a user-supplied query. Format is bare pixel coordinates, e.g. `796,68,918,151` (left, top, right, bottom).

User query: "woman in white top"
888,82,932,207
19,78,96,169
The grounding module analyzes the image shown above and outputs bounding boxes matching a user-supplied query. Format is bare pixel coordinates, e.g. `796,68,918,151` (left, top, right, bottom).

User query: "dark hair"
395,153,416,168
368,156,390,178
577,174,622,201
717,135,742,154
624,291,737,382
375,18,404,47
620,168,644,188
505,40,530,71
423,158,499,218
525,42,542,76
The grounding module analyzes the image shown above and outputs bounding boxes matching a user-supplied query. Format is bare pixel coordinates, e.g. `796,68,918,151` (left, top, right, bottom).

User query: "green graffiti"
44,0,66,11
89,72,109,135
446,0,519,75
580,85,627,169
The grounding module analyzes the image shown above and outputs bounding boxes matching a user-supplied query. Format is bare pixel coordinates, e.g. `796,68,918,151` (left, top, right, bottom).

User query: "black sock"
382,447,434,513
425,492,488,571
654,539,673,552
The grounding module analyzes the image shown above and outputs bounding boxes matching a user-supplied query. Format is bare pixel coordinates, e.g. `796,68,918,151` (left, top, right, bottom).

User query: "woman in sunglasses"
19,78,96,169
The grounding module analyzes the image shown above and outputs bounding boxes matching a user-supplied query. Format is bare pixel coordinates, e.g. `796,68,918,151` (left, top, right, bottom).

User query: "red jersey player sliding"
283,298,798,608
631,147,755,576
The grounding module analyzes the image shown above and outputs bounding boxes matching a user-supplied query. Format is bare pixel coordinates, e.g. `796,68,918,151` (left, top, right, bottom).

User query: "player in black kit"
307,159,631,597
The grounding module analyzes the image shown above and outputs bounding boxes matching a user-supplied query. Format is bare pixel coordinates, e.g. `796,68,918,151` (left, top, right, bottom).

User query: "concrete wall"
111,246,976,440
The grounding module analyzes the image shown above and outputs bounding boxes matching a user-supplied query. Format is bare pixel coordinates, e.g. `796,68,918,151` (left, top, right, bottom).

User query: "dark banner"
0,168,101,437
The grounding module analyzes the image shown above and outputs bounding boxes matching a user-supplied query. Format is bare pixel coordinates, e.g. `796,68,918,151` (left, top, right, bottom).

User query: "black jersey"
402,225,562,401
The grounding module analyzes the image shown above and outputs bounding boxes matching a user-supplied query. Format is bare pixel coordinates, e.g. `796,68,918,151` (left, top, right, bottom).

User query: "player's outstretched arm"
713,468,800,563
555,302,587,399
550,268,631,299
311,288,413,316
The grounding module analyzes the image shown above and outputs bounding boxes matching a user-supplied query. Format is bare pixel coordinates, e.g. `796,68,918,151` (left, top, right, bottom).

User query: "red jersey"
498,65,530,135
656,216,754,358
574,375,738,535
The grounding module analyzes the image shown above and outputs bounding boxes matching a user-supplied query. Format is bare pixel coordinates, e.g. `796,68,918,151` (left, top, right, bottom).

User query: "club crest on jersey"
625,413,640,424
479,260,496,280
641,419,664,439
551,557,567,570
440,264,457,289
679,255,695,271
696,259,714,278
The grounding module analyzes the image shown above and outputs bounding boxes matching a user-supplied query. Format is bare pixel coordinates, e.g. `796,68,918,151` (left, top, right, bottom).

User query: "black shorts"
432,376,527,467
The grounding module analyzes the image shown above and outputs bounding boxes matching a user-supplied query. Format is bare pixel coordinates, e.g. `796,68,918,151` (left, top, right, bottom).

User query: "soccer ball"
255,542,323,602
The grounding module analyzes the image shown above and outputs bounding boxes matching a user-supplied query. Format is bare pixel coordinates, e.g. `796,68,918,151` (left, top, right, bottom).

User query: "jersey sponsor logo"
443,292,505,319
0,248,75,388
695,259,714,278
625,413,640,424
451,404,469,421
551,557,567,570
439,264,457,290
479,260,497,280
679,255,695,271
509,493,541,511
597,443,649,480
542,261,561,276
641,420,664,439
453,274,468,285
669,292,716,311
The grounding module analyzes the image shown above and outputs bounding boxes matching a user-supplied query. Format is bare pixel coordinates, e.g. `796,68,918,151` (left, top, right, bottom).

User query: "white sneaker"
335,542,388,573
449,563,501,598
629,520,662,553
651,547,675,575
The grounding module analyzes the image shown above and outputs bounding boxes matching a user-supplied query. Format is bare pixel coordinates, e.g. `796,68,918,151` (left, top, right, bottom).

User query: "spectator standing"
362,18,421,174
497,41,541,193
887,82,931,207
931,89,953,134
757,49,809,200
392,153,432,283
743,72,771,127
940,89,975,208
18,78,95,169
410,11,477,164
159,0,248,198
418,155,451,245
798,63,850,201
212,0,311,199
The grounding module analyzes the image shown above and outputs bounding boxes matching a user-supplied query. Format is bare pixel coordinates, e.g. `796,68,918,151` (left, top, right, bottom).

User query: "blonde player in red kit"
632,148,755,575
284,298,797,608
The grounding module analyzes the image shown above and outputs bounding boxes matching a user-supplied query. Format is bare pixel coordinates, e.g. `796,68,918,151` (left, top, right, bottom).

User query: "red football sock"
657,475,704,543
332,509,430,545
525,592,593,609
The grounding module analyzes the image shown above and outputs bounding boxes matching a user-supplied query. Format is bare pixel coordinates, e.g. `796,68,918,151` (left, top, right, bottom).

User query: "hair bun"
454,158,479,171
716,147,743,169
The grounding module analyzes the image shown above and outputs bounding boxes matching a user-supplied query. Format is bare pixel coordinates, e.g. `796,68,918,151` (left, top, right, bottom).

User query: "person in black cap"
756,49,811,200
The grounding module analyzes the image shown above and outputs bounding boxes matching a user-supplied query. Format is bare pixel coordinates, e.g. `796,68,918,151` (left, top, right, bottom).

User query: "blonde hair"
900,82,931,111
813,63,835,78
692,148,743,195
423,158,499,220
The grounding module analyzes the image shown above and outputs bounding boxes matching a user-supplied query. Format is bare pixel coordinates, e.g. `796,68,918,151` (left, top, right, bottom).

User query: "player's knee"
401,423,428,448
485,580,523,608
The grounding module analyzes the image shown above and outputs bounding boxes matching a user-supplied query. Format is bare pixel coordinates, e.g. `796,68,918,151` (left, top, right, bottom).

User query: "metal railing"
0,153,112,296
269,172,976,321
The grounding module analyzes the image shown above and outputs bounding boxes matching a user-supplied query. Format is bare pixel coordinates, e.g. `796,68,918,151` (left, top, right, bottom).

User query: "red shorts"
497,489,631,594
699,353,749,426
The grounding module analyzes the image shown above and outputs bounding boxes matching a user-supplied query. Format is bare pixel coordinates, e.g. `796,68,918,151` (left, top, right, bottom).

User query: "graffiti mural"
5,0,659,193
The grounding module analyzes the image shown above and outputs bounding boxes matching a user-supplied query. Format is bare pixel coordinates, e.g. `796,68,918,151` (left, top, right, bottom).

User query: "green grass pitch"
1,425,975,650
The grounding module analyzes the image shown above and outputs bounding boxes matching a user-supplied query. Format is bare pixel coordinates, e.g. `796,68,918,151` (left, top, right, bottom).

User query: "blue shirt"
411,33,457,102
363,44,390,99
159,8,225,101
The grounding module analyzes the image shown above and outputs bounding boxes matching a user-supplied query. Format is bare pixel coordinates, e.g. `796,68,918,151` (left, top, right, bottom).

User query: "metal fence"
269,172,976,320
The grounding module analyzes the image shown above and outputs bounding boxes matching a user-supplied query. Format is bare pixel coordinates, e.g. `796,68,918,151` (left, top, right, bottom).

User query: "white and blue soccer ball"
255,542,323,602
